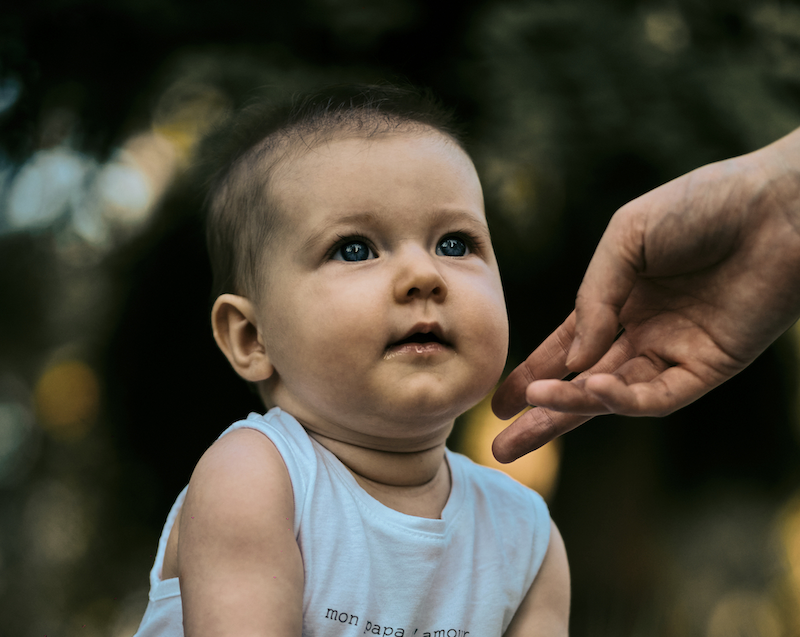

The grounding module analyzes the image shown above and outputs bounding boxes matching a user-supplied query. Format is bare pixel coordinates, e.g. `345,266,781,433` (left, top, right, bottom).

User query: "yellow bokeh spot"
152,125,196,161
777,493,800,621
706,591,781,637
152,82,231,162
34,360,99,440
458,395,561,501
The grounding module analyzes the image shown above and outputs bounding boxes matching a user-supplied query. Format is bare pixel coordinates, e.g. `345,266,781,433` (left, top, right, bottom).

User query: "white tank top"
134,408,551,637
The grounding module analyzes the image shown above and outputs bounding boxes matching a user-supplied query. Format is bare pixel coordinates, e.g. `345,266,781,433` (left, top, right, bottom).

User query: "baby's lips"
390,321,447,348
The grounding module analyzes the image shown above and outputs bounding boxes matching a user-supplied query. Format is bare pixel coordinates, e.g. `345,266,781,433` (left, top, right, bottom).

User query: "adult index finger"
491,313,576,420
567,204,646,371
492,407,592,463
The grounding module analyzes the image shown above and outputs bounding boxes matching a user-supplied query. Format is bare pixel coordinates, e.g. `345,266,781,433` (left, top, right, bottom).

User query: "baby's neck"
307,431,451,519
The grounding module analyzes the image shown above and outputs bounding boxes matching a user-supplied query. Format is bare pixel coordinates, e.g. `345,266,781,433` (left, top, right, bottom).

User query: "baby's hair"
200,82,467,301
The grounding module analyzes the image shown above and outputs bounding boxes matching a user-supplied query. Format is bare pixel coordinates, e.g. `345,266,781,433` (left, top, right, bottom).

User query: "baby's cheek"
466,291,508,348
489,328,510,375
476,314,509,380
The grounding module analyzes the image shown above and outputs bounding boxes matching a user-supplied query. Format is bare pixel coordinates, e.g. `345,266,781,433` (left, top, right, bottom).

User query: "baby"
134,84,570,637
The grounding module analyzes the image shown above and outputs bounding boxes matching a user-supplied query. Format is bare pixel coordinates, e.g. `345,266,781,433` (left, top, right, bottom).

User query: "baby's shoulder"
162,428,291,579
186,427,294,524
199,425,288,477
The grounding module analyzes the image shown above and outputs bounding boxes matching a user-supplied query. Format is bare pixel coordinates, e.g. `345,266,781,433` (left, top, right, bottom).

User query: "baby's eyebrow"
433,209,491,235
301,211,381,253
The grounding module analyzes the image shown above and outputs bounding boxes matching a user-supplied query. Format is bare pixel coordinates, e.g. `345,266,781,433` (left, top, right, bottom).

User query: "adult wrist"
748,128,800,238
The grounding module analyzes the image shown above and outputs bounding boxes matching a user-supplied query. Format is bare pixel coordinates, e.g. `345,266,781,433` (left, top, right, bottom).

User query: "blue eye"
333,240,375,262
436,236,469,257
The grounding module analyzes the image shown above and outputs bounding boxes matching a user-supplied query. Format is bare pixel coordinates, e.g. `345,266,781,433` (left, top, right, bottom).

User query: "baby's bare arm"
503,521,570,637
178,428,304,637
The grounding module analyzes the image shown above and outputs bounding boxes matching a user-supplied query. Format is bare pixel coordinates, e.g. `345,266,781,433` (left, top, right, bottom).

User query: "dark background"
1,1,800,635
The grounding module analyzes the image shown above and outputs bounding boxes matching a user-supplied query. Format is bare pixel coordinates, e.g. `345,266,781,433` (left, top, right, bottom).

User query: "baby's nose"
393,248,448,303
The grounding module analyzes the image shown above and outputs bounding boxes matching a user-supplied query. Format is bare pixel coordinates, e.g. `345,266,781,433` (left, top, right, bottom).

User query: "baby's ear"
211,294,274,382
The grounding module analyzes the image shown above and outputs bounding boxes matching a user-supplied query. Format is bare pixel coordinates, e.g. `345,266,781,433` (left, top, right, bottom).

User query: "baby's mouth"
392,332,445,347
385,327,452,358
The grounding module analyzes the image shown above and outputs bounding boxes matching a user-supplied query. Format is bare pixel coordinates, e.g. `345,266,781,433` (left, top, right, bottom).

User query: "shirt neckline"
308,434,466,536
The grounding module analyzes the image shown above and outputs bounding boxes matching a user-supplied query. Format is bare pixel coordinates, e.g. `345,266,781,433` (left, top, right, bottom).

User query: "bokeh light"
777,492,800,628
0,401,36,485
90,132,178,235
643,9,690,54
458,395,561,501
706,591,781,637
23,479,91,566
34,360,99,440
151,80,231,161
0,76,21,116
6,148,93,231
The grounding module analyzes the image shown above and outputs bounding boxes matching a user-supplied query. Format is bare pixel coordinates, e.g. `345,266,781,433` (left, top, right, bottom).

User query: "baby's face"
254,130,508,450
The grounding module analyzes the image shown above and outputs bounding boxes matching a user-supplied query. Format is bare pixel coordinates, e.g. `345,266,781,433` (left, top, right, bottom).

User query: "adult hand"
492,128,800,462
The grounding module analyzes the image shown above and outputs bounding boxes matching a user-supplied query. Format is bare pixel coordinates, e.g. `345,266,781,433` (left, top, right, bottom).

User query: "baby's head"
205,84,509,449
205,84,466,302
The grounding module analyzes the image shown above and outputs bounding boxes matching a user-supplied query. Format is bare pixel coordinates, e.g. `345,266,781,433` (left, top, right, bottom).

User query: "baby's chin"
269,371,502,447
297,415,452,455
352,391,498,448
